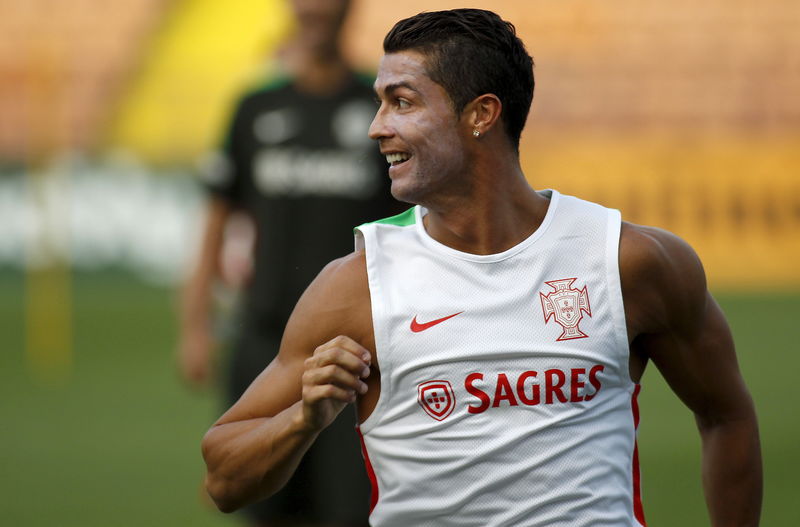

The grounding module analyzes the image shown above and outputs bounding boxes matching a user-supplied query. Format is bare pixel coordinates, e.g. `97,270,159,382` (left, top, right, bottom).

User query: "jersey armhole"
355,223,392,433
605,209,634,386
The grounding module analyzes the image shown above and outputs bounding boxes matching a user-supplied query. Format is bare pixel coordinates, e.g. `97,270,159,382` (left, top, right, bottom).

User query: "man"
181,1,398,525
201,9,762,526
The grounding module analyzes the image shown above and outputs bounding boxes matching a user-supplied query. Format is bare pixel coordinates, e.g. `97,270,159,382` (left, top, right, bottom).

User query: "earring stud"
473,129,480,137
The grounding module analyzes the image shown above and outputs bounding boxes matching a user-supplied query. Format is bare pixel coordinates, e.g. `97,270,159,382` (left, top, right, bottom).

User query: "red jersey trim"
631,384,647,526
357,426,379,513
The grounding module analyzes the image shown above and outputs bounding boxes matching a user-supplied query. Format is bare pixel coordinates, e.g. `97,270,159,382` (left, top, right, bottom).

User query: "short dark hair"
383,9,534,150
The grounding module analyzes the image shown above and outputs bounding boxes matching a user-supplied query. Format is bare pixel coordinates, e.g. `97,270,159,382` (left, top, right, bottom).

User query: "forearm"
202,401,320,512
697,413,762,526
181,247,218,331
180,273,213,334
181,198,229,332
177,261,217,383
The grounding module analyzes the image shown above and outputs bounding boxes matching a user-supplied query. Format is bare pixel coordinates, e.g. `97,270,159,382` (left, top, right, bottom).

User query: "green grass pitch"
0,271,797,525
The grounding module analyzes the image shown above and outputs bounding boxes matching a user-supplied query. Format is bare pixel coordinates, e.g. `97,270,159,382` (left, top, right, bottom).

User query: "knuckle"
329,348,345,362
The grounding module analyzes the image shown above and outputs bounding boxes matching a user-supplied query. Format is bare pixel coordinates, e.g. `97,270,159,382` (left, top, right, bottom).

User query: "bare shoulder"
283,249,374,358
300,249,368,303
215,250,372,424
619,222,705,287
619,222,708,336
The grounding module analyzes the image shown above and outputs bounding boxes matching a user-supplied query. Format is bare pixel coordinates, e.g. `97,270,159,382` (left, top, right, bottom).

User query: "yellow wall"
108,0,293,163
522,133,800,290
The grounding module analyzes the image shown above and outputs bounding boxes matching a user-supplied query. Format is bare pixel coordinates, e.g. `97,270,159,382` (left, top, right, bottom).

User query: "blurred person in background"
179,0,399,525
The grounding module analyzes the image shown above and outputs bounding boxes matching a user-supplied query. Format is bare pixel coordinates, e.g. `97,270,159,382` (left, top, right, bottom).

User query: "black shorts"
226,331,371,526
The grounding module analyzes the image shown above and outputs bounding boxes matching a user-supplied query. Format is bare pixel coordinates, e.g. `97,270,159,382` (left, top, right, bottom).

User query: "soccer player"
201,9,762,526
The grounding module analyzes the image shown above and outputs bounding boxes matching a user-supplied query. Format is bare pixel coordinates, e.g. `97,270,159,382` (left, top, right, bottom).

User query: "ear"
463,94,502,137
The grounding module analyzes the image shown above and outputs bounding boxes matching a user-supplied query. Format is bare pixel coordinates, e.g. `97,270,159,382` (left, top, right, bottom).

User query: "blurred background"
1,0,797,525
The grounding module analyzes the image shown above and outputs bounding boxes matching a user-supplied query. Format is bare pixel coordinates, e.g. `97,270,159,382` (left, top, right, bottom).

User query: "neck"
422,152,549,255
283,42,350,95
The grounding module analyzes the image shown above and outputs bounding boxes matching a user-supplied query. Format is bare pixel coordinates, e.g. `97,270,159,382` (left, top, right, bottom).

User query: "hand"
301,336,371,432
178,327,215,388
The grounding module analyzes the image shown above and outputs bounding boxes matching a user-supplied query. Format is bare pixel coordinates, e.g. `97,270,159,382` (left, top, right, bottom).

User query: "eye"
397,98,411,109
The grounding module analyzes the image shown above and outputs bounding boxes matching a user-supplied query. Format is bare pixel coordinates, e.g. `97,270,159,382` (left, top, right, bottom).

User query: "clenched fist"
301,335,371,431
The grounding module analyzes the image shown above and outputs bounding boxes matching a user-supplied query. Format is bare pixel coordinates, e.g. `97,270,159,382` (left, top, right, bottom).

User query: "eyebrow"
374,81,420,97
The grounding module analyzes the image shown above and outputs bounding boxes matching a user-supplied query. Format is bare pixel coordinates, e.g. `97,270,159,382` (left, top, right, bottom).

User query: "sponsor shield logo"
417,380,456,421
540,277,592,341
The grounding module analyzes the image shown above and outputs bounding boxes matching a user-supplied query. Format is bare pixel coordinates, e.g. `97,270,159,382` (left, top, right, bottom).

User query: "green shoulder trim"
372,207,417,227
354,207,416,234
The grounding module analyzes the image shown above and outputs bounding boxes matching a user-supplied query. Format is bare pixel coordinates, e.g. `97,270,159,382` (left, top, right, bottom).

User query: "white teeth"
385,152,410,165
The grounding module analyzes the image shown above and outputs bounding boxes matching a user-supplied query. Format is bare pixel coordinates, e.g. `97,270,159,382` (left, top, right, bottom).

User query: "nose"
368,106,391,142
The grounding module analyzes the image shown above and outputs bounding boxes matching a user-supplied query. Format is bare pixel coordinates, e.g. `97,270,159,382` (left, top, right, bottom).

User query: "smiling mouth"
385,152,411,167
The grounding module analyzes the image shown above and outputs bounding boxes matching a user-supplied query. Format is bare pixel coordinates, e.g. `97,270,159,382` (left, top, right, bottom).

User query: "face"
369,50,472,205
290,0,350,53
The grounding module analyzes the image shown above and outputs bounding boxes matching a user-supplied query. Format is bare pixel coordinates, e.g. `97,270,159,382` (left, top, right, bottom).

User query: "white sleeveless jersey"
354,190,645,527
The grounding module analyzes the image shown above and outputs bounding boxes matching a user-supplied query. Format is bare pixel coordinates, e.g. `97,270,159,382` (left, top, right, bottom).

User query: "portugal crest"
539,278,592,341
417,380,456,421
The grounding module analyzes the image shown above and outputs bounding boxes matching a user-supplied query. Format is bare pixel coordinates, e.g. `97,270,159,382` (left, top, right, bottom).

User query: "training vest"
354,190,646,527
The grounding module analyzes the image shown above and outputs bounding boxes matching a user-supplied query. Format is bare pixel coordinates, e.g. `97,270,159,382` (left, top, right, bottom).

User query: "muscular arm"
200,251,374,513
621,223,762,526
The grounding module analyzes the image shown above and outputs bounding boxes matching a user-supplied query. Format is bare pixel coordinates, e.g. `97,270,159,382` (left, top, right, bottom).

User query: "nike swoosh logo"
410,312,463,333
